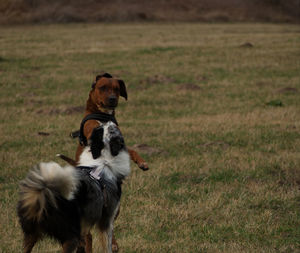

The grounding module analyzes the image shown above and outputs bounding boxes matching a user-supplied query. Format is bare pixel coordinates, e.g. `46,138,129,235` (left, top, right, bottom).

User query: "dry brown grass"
0,23,299,252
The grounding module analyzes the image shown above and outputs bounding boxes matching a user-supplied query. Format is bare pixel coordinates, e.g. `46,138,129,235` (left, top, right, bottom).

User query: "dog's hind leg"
76,234,92,253
75,238,85,253
76,235,88,253
62,238,79,253
98,229,113,253
85,232,93,253
111,233,119,252
99,221,116,253
98,231,108,253
107,226,113,253
23,233,38,253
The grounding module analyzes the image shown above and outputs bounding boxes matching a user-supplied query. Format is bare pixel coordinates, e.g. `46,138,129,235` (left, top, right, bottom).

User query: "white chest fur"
78,146,130,179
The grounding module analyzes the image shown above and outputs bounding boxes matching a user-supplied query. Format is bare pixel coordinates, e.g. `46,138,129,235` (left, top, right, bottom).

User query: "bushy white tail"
18,162,79,221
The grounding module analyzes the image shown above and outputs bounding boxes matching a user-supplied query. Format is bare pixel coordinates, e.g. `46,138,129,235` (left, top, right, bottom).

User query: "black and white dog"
17,121,130,253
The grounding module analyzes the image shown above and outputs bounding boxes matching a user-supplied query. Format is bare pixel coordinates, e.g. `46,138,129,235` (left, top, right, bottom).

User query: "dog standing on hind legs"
69,73,149,252
74,73,149,171
17,121,130,253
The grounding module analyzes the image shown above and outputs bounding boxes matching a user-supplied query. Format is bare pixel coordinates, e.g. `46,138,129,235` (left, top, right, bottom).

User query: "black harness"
71,111,121,205
71,112,118,146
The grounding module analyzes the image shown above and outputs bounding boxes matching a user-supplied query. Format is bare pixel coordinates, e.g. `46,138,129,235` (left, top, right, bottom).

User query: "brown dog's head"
87,73,127,113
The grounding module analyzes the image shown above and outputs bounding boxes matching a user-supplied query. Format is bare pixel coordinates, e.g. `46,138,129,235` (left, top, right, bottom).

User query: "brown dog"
74,73,148,252
75,73,148,171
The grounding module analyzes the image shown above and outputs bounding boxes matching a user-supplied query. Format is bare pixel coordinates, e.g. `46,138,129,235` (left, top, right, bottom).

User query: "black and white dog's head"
78,121,130,179
90,121,125,159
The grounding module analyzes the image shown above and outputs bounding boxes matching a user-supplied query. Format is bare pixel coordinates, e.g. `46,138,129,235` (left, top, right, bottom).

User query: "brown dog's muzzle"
108,95,118,108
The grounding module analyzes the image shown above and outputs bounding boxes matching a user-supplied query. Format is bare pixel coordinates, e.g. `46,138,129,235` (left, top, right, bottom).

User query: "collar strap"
76,165,96,171
70,112,118,146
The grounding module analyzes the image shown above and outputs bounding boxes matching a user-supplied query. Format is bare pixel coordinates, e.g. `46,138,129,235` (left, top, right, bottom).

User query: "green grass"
0,23,300,252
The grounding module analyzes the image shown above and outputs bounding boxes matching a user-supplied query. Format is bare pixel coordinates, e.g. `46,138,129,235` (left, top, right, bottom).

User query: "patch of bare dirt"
36,105,84,115
140,75,175,86
38,131,50,136
199,141,230,150
239,42,254,48
139,75,175,89
196,75,209,82
131,144,167,156
177,83,201,91
20,73,32,79
64,106,85,114
90,70,131,78
28,99,43,106
90,70,107,75
277,87,298,94
30,66,41,71
256,81,272,87
178,173,206,185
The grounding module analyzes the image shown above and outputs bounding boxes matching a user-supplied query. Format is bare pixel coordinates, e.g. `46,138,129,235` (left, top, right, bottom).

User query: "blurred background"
0,0,299,24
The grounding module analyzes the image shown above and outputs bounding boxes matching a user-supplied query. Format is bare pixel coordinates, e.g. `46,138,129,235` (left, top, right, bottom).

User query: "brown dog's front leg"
128,148,149,171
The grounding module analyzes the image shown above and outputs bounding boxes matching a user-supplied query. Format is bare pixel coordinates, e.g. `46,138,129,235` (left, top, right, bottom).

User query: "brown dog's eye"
99,86,107,92
113,87,120,93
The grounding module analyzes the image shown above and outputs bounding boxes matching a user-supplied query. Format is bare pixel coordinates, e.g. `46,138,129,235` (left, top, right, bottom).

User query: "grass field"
0,23,300,252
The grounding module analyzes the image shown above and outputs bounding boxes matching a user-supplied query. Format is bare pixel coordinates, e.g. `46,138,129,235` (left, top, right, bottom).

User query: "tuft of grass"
266,99,283,107
0,23,300,252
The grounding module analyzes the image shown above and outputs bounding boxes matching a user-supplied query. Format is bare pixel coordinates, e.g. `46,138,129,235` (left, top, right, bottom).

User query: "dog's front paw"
138,162,149,171
112,238,119,252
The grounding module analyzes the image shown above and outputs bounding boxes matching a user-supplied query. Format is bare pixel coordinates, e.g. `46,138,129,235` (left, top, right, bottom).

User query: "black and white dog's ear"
90,126,104,159
118,79,127,100
109,135,125,156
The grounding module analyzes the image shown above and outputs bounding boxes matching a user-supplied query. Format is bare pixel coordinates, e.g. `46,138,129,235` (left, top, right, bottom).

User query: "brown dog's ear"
118,79,127,100
92,73,113,89
100,73,112,79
